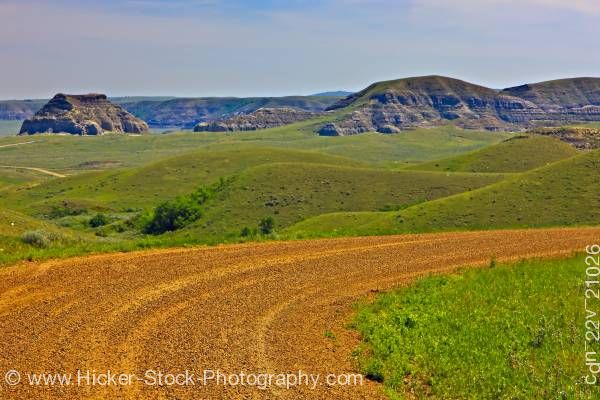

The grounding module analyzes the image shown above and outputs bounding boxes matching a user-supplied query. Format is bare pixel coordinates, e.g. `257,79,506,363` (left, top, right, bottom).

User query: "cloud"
420,0,600,15
0,0,598,99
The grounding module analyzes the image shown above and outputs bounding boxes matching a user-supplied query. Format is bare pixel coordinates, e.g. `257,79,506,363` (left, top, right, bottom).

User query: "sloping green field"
0,167,53,189
406,135,577,173
286,149,599,238
0,147,364,213
0,122,510,173
354,255,597,399
0,120,595,267
170,163,504,242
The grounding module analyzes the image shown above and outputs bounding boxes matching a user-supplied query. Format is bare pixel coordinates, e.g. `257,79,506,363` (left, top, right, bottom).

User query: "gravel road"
1,227,598,399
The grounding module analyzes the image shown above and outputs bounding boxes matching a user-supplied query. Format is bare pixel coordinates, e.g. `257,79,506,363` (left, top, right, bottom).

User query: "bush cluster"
89,213,110,228
143,185,221,235
21,230,62,248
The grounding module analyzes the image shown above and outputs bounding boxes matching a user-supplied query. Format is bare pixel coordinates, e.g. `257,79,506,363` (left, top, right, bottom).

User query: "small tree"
89,213,109,228
259,216,275,235
145,197,202,234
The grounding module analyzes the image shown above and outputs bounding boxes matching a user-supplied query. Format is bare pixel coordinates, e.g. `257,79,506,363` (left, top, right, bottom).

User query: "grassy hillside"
327,75,497,111
171,164,504,242
0,208,96,266
0,123,510,173
0,148,365,213
353,255,597,399
406,135,578,173
286,149,600,237
0,167,52,189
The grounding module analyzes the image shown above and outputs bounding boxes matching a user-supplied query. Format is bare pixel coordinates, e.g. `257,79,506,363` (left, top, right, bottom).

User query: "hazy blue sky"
1,0,599,99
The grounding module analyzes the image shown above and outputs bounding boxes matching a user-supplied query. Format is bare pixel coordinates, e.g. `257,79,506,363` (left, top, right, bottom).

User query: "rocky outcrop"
194,108,319,132
320,76,600,136
19,94,149,135
530,127,600,150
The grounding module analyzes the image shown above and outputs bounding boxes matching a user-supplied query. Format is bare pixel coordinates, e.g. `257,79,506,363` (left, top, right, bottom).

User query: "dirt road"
0,228,598,399
0,166,66,178
0,141,36,149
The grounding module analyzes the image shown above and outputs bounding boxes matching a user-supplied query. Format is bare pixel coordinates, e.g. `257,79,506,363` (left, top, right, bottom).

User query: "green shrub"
144,196,202,234
143,183,227,235
259,216,275,235
48,203,87,218
240,226,253,237
21,230,61,248
89,213,109,228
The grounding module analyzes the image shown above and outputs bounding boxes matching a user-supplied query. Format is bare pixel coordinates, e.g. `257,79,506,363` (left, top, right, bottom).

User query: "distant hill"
502,78,600,108
0,97,173,121
311,91,353,97
0,99,47,120
120,96,341,128
320,76,600,135
0,95,344,128
194,108,319,132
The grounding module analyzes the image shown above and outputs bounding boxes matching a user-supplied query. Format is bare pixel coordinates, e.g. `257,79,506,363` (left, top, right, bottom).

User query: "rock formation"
19,94,149,135
194,108,319,132
530,127,600,150
320,76,600,136
122,96,341,128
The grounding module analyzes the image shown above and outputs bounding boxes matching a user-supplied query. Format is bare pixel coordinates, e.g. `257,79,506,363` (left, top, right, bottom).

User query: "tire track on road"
0,227,598,399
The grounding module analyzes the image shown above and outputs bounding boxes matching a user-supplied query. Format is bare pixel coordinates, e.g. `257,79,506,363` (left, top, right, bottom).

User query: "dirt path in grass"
0,165,66,178
0,140,36,149
0,227,598,399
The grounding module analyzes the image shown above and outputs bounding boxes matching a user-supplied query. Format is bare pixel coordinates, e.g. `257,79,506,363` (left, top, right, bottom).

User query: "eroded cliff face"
19,94,149,135
319,76,600,136
530,127,600,150
193,108,319,132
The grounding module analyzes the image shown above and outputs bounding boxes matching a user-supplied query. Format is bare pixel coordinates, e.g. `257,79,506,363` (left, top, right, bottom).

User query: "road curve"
0,227,598,399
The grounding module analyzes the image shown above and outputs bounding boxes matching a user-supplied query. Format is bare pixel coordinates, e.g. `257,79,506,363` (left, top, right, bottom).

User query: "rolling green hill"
170,163,504,242
0,123,510,173
0,148,365,213
0,167,53,189
286,149,600,238
406,135,578,173
4,118,592,268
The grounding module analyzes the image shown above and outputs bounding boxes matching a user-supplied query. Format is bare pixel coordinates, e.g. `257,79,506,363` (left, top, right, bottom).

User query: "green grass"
0,122,510,174
0,208,99,265
170,163,504,242
286,149,600,238
406,135,578,173
0,122,513,267
353,255,598,399
0,167,52,189
0,147,364,213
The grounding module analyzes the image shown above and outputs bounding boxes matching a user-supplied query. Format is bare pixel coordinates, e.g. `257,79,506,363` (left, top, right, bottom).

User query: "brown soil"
1,227,598,399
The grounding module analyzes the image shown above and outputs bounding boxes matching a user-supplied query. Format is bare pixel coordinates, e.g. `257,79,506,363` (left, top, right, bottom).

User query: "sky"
0,0,599,99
